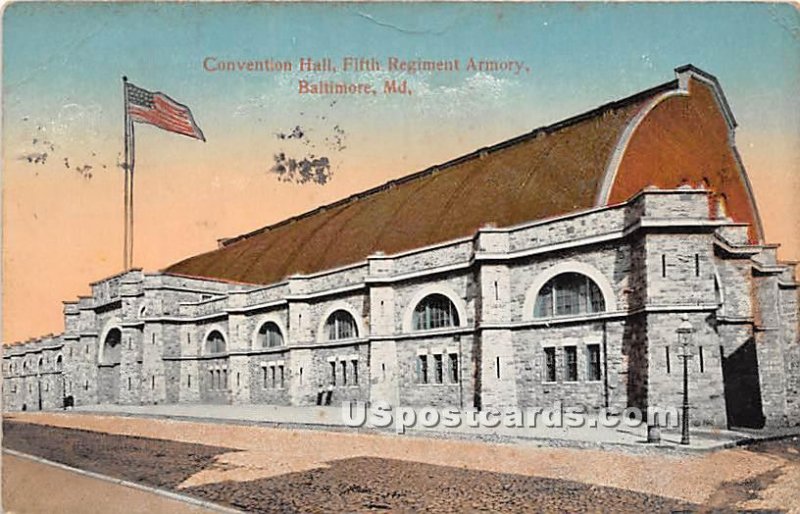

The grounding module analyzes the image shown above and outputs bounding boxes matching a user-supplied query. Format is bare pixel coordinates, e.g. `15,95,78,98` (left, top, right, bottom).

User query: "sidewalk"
61,402,785,452
3,451,234,514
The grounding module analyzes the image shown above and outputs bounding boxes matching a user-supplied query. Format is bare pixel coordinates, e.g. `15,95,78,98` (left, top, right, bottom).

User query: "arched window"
256,322,284,348
56,355,63,371
412,294,460,331
38,357,44,372
205,330,226,354
102,328,122,365
534,273,605,318
324,310,358,340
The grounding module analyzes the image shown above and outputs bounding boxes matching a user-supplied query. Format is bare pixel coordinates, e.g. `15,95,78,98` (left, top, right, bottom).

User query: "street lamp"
676,314,695,445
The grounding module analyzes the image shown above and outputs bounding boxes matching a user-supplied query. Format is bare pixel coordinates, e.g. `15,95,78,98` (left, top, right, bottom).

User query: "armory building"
3,65,798,429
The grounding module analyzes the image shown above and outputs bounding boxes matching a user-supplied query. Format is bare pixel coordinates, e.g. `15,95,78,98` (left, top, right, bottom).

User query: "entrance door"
722,338,765,428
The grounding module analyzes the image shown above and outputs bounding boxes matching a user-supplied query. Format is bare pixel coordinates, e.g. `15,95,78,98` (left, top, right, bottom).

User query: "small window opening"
666,347,671,374
699,346,705,373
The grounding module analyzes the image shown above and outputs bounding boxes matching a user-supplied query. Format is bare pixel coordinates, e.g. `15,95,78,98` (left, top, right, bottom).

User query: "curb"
2,449,244,514
733,431,800,448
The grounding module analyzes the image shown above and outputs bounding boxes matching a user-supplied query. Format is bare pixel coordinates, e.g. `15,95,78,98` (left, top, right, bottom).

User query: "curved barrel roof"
165,66,762,285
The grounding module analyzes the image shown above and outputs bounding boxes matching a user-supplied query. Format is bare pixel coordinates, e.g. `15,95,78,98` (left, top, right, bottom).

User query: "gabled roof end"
675,64,737,129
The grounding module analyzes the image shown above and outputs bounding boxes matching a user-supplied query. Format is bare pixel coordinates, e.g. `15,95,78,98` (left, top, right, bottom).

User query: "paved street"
3,412,800,513
2,453,220,514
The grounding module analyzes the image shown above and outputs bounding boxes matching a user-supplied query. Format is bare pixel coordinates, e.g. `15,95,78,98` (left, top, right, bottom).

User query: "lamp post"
676,314,695,445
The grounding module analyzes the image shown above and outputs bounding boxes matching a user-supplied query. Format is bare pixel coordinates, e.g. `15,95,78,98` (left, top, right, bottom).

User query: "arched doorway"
99,327,122,404
202,329,230,404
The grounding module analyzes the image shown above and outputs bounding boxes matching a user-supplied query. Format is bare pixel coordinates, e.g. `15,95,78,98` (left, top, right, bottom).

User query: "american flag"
126,82,205,141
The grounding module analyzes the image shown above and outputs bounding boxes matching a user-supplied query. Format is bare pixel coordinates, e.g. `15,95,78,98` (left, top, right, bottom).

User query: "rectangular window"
188,375,191,388
330,361,336,386
666,347,671,374
128,377,132,390
151,375,155,389
434,354,443,384
496,356,501,379
223,369,228,389
262,367,268,388
351,360,359,385
210,370,215,389
449,353,459,383
564,346,578,381
299,367,303,385
341,361,348,386
417,355,429,384
699,346,705,373
587,344,602,381
270,366,276,388
662,254,667,278
279,365,285,388
544,347,556,382
152,333,156,345
695,254,700,277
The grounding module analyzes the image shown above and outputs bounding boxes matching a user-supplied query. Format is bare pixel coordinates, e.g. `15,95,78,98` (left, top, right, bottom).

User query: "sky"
3,2,799,343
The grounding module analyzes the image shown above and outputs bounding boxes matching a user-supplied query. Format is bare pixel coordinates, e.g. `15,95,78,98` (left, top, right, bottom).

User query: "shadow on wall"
722,337,765,429
622,313,648,413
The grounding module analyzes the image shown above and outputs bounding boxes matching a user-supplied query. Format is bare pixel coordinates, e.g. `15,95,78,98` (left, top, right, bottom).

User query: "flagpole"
129,102,136,269
122,76,130,270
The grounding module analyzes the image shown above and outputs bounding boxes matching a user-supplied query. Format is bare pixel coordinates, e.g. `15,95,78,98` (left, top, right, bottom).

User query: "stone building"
3,65,798,429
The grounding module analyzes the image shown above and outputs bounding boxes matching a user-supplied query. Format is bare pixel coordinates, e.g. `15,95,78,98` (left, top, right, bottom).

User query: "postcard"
2,2,799,513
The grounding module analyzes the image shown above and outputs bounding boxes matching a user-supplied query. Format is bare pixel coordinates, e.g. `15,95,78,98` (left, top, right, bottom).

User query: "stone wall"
3,189,799,430
396,334,474,408
753,272,788,426
513,323,610,412
780,286,800,424
248,351,291,405
645,312,727,426
644,232,717,307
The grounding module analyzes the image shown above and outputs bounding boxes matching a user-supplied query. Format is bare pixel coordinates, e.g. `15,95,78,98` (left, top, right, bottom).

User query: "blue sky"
4,2,798,145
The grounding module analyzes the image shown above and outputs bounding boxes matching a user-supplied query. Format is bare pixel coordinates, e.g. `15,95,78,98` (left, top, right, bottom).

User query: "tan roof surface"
165,81,676,285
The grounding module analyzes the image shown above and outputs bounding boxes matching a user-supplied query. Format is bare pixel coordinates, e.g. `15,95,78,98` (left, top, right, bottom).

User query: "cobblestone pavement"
3,414,800,513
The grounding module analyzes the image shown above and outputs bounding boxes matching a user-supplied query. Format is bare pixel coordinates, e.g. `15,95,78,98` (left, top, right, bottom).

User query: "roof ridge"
198,78,678,250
